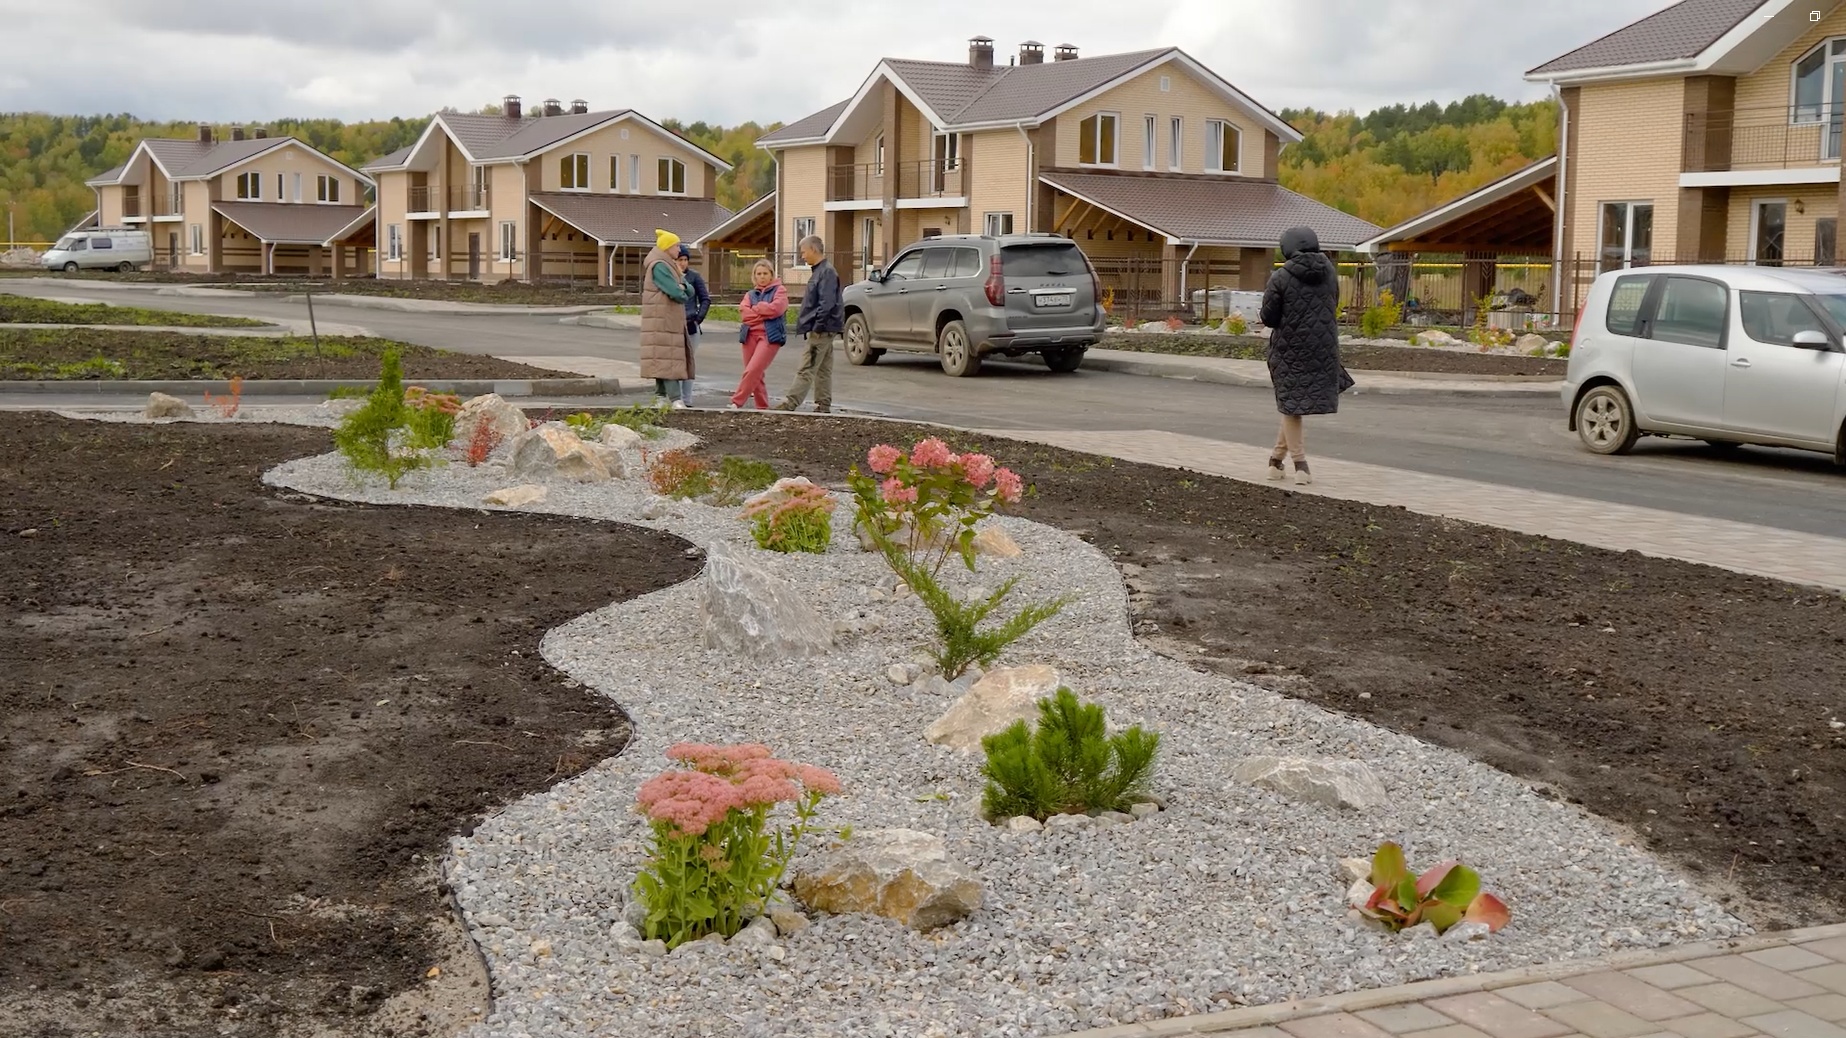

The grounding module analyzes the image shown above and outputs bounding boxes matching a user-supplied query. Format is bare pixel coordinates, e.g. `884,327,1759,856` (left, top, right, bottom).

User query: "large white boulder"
1514,333,1550,355
699,541,834,659
507,424,612,483
455,394,528,447
597,423,644,453
925,665,1061,752
1233,755,1388,811
143,392,193,419
792,829,983,930
482,484,548,508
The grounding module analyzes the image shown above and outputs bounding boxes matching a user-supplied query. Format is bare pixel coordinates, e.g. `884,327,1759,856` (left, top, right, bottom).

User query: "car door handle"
934,285,948,291
1008,287,1026,294
1730,358,1751,368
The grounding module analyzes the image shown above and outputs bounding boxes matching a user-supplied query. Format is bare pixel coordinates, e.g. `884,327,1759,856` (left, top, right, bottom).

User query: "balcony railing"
121,196,183,218
408,185,491,213
1684,105,1844,172
826,160,965,201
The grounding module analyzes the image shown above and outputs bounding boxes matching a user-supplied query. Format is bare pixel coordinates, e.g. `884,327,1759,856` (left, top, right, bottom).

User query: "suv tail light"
984,254,1005,307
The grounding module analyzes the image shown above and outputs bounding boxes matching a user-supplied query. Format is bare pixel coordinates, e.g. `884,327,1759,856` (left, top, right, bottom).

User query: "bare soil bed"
0,329,578,381
0,270,623,306
664,410,1846,930
1104,333,1569,377
0,414,698,1037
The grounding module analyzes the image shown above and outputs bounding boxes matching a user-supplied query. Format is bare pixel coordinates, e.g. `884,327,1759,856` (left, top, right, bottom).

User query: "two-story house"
85,126,376,276
363,97,733,286
1527,0,1846,310
751,37,1380,307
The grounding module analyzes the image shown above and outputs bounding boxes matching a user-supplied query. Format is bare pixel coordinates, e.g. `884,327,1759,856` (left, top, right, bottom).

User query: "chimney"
253,127,268,139
1019,40,1044,65
502,94,522,119
198,123,213,144
231,126,246,142
1054,43,1079,62
543,98,562,117
968,35,994,70
569,99,588,115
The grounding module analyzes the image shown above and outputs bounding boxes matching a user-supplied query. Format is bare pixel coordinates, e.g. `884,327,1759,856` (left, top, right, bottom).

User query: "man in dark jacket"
1258,226,1354,485
775,234,844,413
676,245,710,407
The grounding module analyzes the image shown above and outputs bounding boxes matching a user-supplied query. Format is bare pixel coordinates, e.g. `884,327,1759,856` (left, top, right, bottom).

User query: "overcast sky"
0,0,1674,126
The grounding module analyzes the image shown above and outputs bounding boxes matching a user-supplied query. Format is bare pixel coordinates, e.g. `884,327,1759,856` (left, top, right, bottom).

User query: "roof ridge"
943,44,1178,124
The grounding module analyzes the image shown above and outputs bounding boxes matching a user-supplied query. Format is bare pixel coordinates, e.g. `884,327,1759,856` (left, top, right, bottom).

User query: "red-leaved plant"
1357,841,1511,935
203,375,243,418
463,420,503,467
632,743,841,950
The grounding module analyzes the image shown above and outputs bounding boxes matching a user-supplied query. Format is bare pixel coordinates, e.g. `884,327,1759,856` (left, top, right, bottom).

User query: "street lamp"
5,201,15,252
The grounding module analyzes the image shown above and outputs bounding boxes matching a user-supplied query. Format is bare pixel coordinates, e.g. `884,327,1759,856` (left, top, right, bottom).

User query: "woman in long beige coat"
640,228,692,407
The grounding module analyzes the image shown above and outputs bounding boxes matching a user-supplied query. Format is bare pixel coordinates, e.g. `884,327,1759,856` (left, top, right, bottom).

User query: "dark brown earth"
0,269,623,306
1104,333,1569,377
0,414,698,1037
665,411,1846,929
0,329,577,381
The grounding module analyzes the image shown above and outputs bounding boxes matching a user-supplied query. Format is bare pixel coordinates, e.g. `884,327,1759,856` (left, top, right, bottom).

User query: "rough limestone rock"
317,398,363,418
1412,330,1458,348
597,423,644,453
1514,333,1549,355
482,484,548,508
925,665,1061,752
791,829,982,930
972,526,1023,558
508,424,611,483
143,392,193,419
585,442,630,479
744,476,820,510
455,394,529,447
1233,755,1388,811
699,541,834,659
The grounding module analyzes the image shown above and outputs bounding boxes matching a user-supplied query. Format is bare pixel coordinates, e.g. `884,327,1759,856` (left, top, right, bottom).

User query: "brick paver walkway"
976,429,1846,592
1054,924,1846,1038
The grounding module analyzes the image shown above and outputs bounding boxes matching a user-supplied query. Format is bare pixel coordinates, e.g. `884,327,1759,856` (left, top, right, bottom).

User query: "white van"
42,229,153,273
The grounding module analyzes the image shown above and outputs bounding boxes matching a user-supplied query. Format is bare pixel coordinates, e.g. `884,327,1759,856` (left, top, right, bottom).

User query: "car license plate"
1036,293,1071,308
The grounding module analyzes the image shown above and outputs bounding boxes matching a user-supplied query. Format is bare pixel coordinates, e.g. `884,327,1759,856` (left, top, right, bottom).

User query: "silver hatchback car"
840,233,1105,377
1565,264,1846,463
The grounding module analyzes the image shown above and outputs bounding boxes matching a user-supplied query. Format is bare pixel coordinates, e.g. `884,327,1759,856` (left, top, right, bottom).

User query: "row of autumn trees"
1,94,1554,245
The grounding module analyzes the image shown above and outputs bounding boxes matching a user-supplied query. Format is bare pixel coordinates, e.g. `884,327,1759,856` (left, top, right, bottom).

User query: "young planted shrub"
332,350,440,488
980,687,1160,822
463,420,503,467
1356,842,1511,936
203,375,244,418
1359,290,1404,338
646,448,713,499
563,410,607,439
402,386,461,450
709,456,778,506
631,743,841,950
741,480,837,554
1223,311,1248,335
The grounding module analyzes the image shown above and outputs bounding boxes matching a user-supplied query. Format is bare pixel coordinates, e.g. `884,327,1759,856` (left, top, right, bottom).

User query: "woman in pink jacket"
730,259,789,410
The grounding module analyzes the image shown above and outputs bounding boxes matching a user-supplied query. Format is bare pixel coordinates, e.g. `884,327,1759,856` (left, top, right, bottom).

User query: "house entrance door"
468,233,481,280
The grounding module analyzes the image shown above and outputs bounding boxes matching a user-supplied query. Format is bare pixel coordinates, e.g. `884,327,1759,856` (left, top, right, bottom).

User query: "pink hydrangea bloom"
993,467,1024,505
909,437,955,470
880,477,919,505
866,444,903,475
636,770,742,837
958,453,997,489
795,764,843,796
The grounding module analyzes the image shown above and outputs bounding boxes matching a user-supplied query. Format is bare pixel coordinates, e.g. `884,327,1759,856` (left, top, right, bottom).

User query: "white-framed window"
276,173,284,202
932,130,960,170
792,216,816,266
499,220,517,262
630,154,641,194
292,172,302,202
1169,116,1182,169
560,152,590,190
1791,38,1846,159
1749,198,1788,266
1078,113,1118,166
1597,201,1654,272
874,135,885,175
1206,120,1241,173
189,223,203,255
983,212,1014,236
236,172,261,199
657,157,687,195
169,182,184,214
862,215,876,272
1159,75,1172,92
430,225,440,261
1143,114,1157,169
610,155,621,191
387,223,402,261
316,175,341,203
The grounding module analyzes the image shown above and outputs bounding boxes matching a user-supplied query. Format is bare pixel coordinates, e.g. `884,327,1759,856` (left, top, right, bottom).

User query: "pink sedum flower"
735,774,801,807
880,477,919,505
958,453,997,490
909,437,955,470
866,444,903,475
795,764,843,796
636,770,742,837
992,467,1024,505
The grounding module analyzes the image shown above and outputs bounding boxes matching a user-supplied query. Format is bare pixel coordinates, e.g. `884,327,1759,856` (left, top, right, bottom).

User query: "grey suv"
840,233,1105,376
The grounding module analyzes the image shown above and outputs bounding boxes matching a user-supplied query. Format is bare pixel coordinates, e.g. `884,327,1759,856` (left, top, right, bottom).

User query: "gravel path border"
57,408,1750,1037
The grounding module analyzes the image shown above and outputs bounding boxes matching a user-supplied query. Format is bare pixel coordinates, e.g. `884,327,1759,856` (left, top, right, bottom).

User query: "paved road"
6,282,1843,538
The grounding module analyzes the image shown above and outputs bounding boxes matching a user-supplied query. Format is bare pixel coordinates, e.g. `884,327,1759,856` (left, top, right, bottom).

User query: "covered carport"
693,192,774,297
529,193,733,290
211,202,375,277
1358,156,1557,328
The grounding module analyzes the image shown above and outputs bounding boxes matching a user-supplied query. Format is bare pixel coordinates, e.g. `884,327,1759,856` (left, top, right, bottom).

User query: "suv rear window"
1000,244,1085,278
1604,274,1651,335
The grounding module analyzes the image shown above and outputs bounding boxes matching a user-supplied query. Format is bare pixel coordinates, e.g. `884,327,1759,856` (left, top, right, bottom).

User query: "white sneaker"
1292,462,1312,485
727,402,741,410
670,399,688,410
1266,458,1286,481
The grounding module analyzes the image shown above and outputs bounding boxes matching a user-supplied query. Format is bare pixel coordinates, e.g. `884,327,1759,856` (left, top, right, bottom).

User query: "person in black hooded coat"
1258,226,1353,484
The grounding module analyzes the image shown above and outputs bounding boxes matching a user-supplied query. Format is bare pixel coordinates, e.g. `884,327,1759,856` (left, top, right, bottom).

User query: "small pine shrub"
1223,311,1248,336
333,350,432,488
980,688,1161,822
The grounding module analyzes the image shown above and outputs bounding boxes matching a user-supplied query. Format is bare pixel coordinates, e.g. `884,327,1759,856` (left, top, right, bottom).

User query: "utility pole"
6,202,14,252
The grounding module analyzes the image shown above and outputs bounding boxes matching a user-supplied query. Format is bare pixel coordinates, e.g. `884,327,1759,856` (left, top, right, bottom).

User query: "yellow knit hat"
654,228,680,252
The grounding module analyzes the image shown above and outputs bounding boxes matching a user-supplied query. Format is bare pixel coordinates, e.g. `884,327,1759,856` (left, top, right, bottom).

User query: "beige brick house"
752,37,1379,308
1528,0,1846,311
363,97,733,285
85,126,376,276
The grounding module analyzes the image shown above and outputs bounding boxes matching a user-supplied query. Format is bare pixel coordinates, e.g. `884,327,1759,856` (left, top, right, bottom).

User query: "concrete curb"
0,377,624,397
564,312,640,330
284,294,611,316
1078,351,1562,398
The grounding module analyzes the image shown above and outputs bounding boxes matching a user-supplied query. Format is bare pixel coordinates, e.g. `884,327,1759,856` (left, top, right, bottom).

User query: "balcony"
121,196,183,220
408,185,490,215
826,160,965,203
1683,104,1844,173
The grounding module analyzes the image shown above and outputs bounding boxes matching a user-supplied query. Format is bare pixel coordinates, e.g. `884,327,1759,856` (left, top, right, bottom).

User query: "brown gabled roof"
1041,171,1382,250
952,48,1171,124
757,101,850,144
85,164,128,186
1528,0,1771,75
212,202,373,245
428,110,731,169
361,145,413,172
528,192,732,247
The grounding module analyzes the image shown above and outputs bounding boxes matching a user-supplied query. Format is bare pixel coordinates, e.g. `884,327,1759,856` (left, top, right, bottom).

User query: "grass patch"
0,329,577,381
0,297,270,328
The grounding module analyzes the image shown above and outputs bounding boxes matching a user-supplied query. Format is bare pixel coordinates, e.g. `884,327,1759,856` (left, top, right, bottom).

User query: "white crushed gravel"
59,408,1750,1037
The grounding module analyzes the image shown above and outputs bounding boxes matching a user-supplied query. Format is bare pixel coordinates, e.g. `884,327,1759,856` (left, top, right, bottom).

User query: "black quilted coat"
1260,227,1354,416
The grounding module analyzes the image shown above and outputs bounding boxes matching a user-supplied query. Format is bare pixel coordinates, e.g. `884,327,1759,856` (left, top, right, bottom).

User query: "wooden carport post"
1460,250,1499,328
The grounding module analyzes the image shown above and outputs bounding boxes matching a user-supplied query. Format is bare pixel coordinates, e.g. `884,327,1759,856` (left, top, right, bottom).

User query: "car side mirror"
1792,329,1832,349
868,267,884,283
